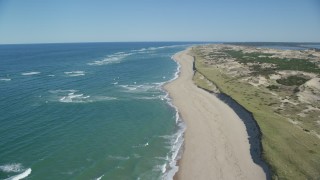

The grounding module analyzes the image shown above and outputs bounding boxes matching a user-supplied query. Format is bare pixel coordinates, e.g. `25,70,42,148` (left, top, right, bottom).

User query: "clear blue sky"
0,0,319,44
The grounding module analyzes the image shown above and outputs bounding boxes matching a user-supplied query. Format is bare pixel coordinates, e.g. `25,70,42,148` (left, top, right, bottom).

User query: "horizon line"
0,41,320,46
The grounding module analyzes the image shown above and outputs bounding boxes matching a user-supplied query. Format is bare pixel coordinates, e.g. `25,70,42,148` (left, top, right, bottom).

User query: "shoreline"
164,49,266,180
161,55,185,180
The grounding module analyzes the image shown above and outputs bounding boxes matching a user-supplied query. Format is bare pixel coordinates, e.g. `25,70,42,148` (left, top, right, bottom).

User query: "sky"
0,0,319,44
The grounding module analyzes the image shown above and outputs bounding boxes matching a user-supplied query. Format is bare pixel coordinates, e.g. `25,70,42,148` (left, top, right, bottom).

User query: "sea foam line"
118,84,159,93
0,78,11,81
21,71,40,76
160,54,186,180
64,71,85,77
88,44,191,66
95,175,104,180
108,155,130,161
0,163,23,173
87,52,133,66
49,89,117,103
5,168,32,180
0,163,32,180
131,44,191,53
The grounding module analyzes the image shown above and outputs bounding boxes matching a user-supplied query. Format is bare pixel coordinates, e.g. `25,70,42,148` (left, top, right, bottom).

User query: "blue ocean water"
301,44,320,50
0,42,196,180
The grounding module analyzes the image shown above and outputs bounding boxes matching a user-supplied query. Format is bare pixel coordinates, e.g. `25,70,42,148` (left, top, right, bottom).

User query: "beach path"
164,49,266,180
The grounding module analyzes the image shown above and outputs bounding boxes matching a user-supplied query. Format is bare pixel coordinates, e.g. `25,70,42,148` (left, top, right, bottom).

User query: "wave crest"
6,168,32,180
0,78,11,81
88,52,133,66
49,89,117,103
108,155,130,161
118,82,164,93
64,71,85,77
21,72,40,76
0,163,32,180
0,163,23,173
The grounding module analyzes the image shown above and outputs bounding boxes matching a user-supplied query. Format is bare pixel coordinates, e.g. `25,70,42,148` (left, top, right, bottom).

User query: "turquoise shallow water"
0,42,198,180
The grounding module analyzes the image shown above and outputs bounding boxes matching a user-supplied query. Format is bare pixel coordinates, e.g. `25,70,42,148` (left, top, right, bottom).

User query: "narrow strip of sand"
164,49,266,180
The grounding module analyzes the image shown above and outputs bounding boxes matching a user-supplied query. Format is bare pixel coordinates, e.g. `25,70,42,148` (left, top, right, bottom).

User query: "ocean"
0,42,197,180
257,43,320,50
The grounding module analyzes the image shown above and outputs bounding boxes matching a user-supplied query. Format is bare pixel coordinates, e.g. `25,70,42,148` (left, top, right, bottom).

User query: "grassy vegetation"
266,85,279,90
224,50,320,74
276,76,309,86
192,48,320,180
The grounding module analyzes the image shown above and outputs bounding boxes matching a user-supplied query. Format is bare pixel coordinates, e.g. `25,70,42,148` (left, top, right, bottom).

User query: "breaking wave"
88,52,133,66
132,142,149,148
64,71,85,77
21,71,40,76
108,155,130,161
95,175,104,180
0,78,11,81
0,163,23,173
0,163,32,180
131,44,190,53
88,44,190,66
5,168,31,180
49,89,117,103
118,82,164,94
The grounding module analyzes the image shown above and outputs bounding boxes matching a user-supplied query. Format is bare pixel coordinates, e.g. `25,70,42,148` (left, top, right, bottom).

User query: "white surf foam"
118,84,155,92
95,175,104,180
59,92,90,103
152,163,167,174
49,89,77,94
0,163,23,173
131,48,147,53
159,54,186,180
118,82,164,94
21,72,40,76
64,71,85,77
132,142,149,148
88,52,133,66
131,45,190,54
114,52,125,55
0,78,11,81
49,89,116,103
108,155,130,161
133,96,159,100
0,163,32,180
5,168,31,180
132,153,141,159
93,96,117,101
161,121,186,180
169,55,181,83
149,45,191,51
161,164,166,173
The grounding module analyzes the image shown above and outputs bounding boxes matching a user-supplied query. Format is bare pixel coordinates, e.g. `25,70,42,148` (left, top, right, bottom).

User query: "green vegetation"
276,76,309,86
266,85,279,90
192,47,320,180
224,50,320,74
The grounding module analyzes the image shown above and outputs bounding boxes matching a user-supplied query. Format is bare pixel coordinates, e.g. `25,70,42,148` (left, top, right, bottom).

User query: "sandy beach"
164,49,266,180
